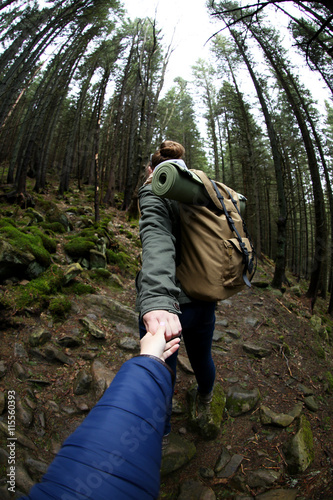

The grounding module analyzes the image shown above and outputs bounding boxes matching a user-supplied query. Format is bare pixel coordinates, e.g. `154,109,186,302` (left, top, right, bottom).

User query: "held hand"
142,310,182,341
140,324,180,361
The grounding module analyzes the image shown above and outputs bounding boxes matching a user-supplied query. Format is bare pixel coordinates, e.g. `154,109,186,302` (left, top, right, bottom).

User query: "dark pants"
139,300,216,435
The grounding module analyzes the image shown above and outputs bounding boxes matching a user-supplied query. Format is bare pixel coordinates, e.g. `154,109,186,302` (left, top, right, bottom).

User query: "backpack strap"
223,185,256,277
211,180,253,287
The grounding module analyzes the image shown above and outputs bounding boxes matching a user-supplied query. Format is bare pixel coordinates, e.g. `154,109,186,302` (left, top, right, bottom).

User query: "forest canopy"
0,0,333,310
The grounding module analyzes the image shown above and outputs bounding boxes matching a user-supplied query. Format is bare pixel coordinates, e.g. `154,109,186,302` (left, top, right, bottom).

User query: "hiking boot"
197,390,213,405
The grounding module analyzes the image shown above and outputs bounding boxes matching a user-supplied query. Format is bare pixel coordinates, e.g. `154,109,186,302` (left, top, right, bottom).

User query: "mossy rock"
283,415,314,474
1,265,65,312
187,383,226,440
0,220,51,267
29,227,57,253
63,282,96,296
40,222,66,234
48,296,72,320
64,237,96,258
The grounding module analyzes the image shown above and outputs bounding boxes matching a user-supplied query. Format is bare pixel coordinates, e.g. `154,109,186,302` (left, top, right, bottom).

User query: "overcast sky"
122,0,331,116
122,0,219,91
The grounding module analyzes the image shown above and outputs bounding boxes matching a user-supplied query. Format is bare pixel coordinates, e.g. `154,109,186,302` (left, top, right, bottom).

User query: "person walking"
136,140,216,441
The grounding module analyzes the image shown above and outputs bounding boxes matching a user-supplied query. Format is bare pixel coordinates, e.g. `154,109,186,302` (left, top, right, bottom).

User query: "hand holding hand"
140,323,180,361
142,310,182,341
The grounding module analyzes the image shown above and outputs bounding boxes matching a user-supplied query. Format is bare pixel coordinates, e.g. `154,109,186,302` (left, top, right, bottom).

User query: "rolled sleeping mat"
151,161,210,206
152,161,247,213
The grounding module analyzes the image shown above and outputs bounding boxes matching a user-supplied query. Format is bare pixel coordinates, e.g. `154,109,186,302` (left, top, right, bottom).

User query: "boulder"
226,386,261,417
0,240,35,281
161,433,196,476
283,415,314,474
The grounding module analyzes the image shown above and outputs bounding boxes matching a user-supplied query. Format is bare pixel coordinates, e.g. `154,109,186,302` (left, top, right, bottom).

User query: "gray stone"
242,342,271,358
260,405,294,427
0,240,35,281
89,249,106,269
0,446,9,466
310,315,322,334
91,360,116,399
212,331,224,341
79,295,138,331
47,401,60,413
15,464,35,493
25,208,44,223
247,468,282,488
80,317,106,339
288,402,303,419
226,329,241,339
118,336,139,351
172,396,186,414
161,433,196,476
177,479,216,499
25,456,48,477
297,383,314,396
26,260,47,279
216,319,229,328
29,327,52,347
304,395,319,412
187,383,226,440
16,397,33,427
226,386,261,417
63,263,83,284
13,362,28,380
200,467,215,479
216,453,243,478
283,415,314,473
73,369,92,395
43,346,74,365
57,335,81,347
0,360,7,378
0,391,5,414
290,285,302,297
38,412,46,428
14,342,28,358
215,447,231,473
0,422,37,450
245,317,260,327
225,376,239,384
178,354,194,374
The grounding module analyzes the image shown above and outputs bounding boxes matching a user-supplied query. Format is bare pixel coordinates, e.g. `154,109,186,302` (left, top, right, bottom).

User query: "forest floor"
0,188,333,499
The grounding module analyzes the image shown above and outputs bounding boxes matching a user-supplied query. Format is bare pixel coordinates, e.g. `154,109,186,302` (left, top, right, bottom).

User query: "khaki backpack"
174,169,256,302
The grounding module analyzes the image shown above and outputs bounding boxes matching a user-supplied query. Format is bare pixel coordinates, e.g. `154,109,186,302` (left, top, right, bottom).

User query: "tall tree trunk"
230,29,287,288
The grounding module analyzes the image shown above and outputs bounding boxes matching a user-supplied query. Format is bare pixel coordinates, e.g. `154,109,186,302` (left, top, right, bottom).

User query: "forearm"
21,357,173,500
138,189,181,316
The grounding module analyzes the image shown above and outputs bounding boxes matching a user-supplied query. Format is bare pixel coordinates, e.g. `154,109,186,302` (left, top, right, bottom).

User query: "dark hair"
151,140,185,169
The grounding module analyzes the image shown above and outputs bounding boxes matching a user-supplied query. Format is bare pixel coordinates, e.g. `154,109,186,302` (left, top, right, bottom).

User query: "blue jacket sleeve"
20,356,173,500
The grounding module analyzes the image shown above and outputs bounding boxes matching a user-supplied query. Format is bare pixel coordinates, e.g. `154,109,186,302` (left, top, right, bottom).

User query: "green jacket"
135,184,191,318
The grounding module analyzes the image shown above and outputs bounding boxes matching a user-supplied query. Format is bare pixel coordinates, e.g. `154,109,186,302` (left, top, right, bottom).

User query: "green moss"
313,342,326,360
40,222,66,234
325,371,333,393
63,282,96,296
89,268,111,281
64,237,96,257
300,416,315,462
48,296,71,320
2,265,65,311
0,221,51,266
29,227,57,253
106,250,128,267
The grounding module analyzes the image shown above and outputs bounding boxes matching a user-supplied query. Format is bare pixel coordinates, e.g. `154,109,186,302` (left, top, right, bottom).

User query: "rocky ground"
0,194,333,499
